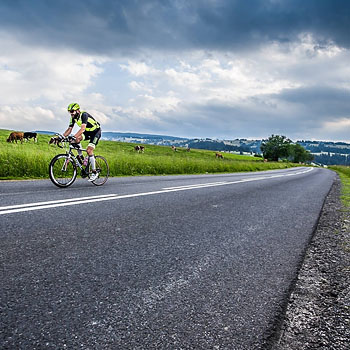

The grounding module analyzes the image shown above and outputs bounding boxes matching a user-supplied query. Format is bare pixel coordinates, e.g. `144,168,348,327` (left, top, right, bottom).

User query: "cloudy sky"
1,0,350,141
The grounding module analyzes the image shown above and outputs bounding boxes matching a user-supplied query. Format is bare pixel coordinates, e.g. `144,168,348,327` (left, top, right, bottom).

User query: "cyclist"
63,103,101,182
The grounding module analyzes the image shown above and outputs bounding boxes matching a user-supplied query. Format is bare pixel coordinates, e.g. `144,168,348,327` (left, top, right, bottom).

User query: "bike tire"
89,155,109,186
49,154,77,188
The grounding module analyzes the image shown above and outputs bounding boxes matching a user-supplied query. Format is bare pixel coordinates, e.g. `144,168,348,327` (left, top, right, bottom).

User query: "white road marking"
0,168,313,215
163,181,228,190
0,193,118,211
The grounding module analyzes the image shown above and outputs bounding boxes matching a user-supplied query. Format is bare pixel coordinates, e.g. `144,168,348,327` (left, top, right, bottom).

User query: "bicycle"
49,134,109,188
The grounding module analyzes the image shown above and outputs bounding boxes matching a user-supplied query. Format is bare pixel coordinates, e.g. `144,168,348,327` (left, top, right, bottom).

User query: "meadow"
0,129,297,180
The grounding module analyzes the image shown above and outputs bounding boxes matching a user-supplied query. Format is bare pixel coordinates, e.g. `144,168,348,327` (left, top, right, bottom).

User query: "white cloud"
120,61,157,76
0,31,107,103
0,31,109,132
109,38,350,138
323,118,350,132
0,106,55,131
129,81,153,93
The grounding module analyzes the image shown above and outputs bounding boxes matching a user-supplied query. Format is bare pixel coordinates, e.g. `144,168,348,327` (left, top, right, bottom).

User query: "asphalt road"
0,167,335,349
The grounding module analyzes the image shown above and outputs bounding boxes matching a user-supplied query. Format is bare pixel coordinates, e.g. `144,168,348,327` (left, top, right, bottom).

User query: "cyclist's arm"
74,124,86,139
63,127,73,137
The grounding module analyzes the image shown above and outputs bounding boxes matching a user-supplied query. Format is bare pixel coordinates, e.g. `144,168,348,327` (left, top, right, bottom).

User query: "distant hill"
297,140,350,166
35,130,56,135
32,129,350,165
101,132,261,155
102,131,187,141
101,132,350,165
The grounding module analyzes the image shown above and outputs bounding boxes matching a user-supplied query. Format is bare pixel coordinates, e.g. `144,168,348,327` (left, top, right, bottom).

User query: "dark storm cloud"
163,84,350,139
1,0,350,53
275,86,350,117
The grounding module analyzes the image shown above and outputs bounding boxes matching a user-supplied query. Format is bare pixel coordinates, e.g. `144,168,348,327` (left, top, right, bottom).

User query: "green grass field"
0,128,298,180
329,166,350,208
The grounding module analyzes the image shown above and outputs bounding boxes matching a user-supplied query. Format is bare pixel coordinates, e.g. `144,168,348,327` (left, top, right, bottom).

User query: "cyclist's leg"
68,134,84,161
75,134,83,143
85,130,101,180
75,134,84,159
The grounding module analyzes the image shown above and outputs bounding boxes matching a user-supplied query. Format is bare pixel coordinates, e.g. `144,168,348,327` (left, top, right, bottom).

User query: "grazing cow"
171,145,177,152
7,132,24,144
134,145,145,153
186,147,191,152
23,132,37,142
215,152,224,159
48,136,60,145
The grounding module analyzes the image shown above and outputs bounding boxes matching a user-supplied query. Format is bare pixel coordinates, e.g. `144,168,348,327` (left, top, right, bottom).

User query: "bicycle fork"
62,156,71,172
61,154,81,172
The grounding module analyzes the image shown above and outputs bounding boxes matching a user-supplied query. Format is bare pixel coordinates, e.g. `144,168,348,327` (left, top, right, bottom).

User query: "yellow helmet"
67,103,80,112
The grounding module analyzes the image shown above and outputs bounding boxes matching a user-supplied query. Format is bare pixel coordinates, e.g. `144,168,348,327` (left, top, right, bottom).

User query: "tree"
260,135,292,161
289,143,314,163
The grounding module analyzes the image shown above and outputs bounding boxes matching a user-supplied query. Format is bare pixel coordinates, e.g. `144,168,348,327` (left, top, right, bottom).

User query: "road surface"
0,167,335,349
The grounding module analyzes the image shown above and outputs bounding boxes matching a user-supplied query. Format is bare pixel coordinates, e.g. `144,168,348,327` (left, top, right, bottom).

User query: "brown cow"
7,132,24,143
215,152,224,159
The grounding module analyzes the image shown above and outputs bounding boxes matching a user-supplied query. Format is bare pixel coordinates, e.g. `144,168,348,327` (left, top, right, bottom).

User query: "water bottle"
83,156,89,166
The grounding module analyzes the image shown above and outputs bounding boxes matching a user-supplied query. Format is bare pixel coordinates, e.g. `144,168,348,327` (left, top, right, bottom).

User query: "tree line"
260,135,314,163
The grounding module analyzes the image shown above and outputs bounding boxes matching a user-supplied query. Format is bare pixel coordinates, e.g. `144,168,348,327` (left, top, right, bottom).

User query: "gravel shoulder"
273,174,350,349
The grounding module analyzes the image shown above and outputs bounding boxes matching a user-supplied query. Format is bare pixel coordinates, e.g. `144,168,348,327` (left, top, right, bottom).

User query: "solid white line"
0,168,314,215
0,193,118,211
163,181,228,190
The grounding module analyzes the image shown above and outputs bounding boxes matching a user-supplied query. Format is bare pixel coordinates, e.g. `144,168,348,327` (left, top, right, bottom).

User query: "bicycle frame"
67,146,87,169
55,134,89,173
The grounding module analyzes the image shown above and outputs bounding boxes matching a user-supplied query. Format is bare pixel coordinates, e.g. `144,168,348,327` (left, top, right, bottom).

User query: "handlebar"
51,133,79,149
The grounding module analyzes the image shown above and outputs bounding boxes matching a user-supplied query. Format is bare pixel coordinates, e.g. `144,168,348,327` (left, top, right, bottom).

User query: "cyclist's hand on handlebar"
67,135,76,143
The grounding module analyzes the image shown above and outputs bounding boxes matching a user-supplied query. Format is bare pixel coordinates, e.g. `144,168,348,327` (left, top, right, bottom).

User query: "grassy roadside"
329,166,350,208
0,128,299,180
329,166,350,253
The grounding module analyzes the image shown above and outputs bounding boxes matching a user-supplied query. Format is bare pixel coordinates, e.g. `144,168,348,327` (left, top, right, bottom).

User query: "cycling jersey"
69,111,100,132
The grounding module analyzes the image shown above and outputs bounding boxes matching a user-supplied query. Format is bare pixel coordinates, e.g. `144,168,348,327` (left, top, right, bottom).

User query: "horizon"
32,129,350,144
2,127,350,144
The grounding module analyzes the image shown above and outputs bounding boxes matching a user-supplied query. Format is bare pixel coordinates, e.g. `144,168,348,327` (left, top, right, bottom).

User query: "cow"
7,132,24,144
23,132,37,142
215,152,224,159
134,145,145,153
171,145,177,152
49,136,61,146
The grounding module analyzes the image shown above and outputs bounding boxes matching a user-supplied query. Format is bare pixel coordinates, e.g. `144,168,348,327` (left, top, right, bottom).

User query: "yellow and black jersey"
69,111,100,132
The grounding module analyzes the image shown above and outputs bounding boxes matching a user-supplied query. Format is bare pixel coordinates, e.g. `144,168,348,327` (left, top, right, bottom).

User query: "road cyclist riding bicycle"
63,103,101,182
48,103,109,188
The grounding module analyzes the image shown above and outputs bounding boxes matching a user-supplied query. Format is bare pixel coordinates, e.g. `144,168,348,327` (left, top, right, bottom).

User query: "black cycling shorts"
83,128,101,148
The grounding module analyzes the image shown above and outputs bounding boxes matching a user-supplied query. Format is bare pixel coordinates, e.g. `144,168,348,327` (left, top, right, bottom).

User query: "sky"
1,0,350,141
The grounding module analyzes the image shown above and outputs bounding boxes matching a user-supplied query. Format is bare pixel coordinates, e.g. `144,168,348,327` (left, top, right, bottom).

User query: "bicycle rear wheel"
89,155,109,186
49,154,77,188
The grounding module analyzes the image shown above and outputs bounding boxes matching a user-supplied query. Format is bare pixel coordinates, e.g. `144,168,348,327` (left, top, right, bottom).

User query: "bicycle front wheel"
49,154,77,188
89,155,109,186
